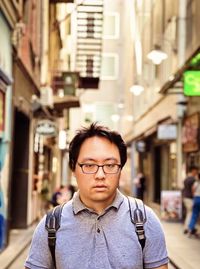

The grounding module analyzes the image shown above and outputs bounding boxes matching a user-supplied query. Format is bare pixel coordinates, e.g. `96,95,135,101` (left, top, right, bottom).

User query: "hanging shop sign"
157,124,177,140
182,113,199,152
35,120,57,137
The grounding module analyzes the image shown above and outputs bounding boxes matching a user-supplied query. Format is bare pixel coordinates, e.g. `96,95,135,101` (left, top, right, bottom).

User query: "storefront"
182,113,200,169
0,12,13,251
132,121,178,204
9,58,40,227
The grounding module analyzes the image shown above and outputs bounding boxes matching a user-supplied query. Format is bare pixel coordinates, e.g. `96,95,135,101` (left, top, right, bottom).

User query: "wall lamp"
130,84,144,96
147,44,168,65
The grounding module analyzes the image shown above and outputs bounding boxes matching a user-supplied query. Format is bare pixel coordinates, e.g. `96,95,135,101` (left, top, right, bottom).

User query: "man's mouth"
93,185,107,190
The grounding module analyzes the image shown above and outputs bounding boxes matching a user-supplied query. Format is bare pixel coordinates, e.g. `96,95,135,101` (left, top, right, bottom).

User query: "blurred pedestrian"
56,184,75,205
51,185,65,207
182,166,198,234
188,172,200,236
134,172,146,201
40,171,51,214
25,123,168,269
51,184,76,206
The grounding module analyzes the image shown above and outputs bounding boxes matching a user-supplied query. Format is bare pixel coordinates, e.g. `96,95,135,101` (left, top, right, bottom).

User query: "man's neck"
79,193,117,215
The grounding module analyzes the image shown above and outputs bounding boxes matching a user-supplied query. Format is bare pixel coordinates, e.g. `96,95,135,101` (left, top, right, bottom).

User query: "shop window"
100,53,119,80
103,12,120,39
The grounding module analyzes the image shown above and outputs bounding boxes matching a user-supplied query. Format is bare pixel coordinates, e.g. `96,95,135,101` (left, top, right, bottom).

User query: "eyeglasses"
78,163,121,174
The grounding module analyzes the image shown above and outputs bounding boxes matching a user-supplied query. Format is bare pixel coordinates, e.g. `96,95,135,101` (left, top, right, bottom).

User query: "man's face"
74,136,121,210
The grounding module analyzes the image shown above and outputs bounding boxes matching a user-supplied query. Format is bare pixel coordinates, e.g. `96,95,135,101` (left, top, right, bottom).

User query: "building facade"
123,0,200,206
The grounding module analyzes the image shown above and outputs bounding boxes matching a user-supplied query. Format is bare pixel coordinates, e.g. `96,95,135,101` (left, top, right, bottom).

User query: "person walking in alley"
51,185,66,207
188,172,200,236
40,171,51,214
24,123,168,269
182,166,198,234
51,184,76,207
134,172,146,201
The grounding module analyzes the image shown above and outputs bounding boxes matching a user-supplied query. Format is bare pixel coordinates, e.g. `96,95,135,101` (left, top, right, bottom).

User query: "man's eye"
105,164,115,168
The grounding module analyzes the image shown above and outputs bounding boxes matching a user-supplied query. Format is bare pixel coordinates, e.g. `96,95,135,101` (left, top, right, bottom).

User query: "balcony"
75,0,104,89
51,71,80,116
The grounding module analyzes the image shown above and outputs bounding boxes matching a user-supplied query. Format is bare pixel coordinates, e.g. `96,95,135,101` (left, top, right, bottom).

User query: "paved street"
8,246,29,269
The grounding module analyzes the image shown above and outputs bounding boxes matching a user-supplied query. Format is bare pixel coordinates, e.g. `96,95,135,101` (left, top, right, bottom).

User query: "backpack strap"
45,203,65,269
127,197,147,250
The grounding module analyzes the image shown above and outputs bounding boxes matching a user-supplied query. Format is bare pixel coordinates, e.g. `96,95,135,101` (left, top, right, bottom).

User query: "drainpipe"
131,141,136,196
176,0,187,189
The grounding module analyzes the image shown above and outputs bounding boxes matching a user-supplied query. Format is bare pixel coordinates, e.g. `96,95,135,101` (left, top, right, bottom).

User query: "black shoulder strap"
127,197,147,250
45,203,65,269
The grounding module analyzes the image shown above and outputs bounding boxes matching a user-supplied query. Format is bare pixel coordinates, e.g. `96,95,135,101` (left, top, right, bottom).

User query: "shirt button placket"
94,218,107,269
95,216,101,234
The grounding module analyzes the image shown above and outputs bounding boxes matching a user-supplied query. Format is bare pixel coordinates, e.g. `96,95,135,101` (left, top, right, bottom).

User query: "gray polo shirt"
25,190,168,269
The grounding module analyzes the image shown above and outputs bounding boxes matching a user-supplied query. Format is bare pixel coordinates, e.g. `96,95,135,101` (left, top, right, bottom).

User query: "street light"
130,84,144,96
147,44,168,65
111,114,120,122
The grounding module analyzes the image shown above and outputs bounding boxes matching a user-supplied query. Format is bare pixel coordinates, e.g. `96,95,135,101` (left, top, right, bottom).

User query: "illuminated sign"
183,70,200,96
35,120,57,136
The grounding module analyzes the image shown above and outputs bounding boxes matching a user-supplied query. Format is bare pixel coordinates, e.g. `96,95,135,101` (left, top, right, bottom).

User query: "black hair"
69,122,127,171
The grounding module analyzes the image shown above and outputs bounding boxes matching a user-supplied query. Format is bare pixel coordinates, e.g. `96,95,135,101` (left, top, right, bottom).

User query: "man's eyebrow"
79,158,96,162
80,157,119,162
104,157,119,162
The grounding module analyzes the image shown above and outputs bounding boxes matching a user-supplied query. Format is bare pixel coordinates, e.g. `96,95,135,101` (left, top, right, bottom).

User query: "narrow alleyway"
1,1,200,268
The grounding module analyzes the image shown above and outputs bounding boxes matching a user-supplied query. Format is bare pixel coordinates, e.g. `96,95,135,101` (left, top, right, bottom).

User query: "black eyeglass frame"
77,163,122,174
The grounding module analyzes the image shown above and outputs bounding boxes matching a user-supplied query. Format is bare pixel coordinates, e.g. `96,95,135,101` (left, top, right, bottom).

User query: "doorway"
154,146,161,203
10,110,30,228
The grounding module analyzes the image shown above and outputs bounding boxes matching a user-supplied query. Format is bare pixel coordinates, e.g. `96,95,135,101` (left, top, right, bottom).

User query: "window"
94,102,116,128
100,53,119,80
103,12,120,39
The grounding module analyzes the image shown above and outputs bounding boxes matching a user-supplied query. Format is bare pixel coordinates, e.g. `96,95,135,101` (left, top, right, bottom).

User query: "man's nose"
95,166,106,178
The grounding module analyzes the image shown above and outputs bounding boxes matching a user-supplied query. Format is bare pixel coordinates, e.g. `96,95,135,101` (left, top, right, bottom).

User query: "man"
25,123,168,269
182,166,198,234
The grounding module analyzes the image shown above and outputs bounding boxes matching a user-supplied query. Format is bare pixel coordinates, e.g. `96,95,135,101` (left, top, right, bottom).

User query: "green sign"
184,70,200,96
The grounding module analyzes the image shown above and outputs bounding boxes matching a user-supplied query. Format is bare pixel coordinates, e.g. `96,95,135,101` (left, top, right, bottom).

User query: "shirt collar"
72,189,124,215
